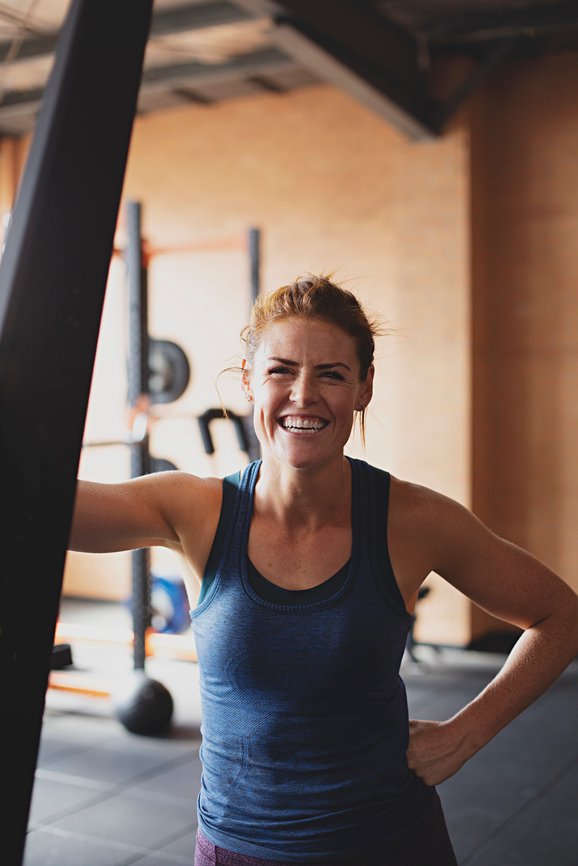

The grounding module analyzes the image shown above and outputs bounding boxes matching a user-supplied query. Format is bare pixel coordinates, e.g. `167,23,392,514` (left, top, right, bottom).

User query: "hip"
194,792,457,866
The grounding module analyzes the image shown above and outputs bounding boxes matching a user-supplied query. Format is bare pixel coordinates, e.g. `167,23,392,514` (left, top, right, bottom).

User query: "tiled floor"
23,601,578,865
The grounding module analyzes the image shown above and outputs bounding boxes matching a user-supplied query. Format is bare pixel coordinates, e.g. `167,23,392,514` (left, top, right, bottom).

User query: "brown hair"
242,274,383,443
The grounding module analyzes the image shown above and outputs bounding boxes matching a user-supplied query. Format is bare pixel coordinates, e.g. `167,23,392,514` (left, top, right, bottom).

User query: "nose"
290,371,318,407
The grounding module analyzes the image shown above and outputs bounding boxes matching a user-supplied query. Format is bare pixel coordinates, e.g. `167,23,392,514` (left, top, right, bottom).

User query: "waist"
197,785,441,863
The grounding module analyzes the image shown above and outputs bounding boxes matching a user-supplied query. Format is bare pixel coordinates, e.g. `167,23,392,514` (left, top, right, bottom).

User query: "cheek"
252,393,278,429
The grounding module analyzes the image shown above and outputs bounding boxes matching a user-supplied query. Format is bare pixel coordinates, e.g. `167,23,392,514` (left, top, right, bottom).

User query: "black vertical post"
125,200,151,671
248,226,261,309
246,226,262,460
0,2,152,863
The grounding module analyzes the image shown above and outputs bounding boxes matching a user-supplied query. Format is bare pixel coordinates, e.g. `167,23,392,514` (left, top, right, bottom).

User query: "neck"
255,454,351,529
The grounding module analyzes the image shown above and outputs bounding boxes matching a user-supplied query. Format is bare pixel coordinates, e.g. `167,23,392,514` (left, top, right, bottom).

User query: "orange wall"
63,84,471,642
471,52,578,637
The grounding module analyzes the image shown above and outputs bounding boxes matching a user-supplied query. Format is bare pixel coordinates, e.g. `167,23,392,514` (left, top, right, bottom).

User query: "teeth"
280,417,326,430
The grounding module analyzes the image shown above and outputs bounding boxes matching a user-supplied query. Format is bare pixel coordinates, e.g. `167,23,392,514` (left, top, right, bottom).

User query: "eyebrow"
267,356,352,372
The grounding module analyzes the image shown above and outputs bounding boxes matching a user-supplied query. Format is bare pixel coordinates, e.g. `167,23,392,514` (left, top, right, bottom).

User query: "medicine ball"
113,672,174,735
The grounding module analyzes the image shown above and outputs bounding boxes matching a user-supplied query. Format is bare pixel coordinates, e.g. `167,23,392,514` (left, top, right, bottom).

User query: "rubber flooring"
23,602,578,866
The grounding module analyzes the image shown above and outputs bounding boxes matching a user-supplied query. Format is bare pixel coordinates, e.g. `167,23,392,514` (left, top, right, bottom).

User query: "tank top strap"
350,459,409,618
196,460,261,607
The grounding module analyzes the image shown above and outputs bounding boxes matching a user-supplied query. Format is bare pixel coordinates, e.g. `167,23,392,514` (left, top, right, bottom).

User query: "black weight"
114,672,174,735
150,456,178,473
149,338,190,404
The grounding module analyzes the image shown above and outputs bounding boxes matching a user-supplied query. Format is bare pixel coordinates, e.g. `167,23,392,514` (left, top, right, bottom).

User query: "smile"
278,416,329,432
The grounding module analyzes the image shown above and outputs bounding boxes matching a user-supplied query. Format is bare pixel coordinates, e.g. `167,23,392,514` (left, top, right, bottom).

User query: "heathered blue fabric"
190,458,436,862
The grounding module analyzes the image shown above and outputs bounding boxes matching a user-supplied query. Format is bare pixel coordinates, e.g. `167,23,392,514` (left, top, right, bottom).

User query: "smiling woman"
70,274,578,866
241,274,381,445
241,315,373,473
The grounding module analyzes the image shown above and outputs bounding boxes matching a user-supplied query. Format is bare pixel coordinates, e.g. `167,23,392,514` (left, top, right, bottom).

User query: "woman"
70,275,578,866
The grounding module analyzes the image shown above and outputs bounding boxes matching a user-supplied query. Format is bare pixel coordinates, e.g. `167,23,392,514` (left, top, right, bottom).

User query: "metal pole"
246,226,262,460
125,200,151,671
248,226,261,309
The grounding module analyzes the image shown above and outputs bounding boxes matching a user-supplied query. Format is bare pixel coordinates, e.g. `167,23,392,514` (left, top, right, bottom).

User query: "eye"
321,370,345,381
268,366,293,376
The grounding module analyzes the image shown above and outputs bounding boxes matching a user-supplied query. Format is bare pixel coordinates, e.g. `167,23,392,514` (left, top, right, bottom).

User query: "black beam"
232,0,438,140
0,1,152,862
430,38,520,131
425,0,578,47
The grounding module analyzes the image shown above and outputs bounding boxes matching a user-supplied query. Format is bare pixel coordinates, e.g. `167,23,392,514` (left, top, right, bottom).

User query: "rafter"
232,0,438,140
0,1,251,65
0,47,300,129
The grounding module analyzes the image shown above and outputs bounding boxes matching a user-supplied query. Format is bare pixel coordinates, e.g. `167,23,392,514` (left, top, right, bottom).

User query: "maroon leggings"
194,798,458,866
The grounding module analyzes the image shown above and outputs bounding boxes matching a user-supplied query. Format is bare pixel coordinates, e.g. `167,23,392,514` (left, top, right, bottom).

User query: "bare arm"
70,472,216,557
402,486,578,785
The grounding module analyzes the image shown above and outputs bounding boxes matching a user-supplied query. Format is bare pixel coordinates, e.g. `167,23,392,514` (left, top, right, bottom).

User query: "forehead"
254,317,357,362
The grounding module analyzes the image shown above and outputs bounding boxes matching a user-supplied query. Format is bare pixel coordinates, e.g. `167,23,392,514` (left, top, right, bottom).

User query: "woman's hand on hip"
406,719,473,787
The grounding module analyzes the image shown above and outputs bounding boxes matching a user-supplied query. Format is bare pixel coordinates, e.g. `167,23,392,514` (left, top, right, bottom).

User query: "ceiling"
0,0,576,139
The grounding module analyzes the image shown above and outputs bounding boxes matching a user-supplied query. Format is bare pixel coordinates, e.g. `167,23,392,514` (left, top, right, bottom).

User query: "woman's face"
243,317,373,471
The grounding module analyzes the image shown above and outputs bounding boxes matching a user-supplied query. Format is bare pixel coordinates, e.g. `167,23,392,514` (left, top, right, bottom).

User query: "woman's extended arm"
402,487,578,786
70,471,216,556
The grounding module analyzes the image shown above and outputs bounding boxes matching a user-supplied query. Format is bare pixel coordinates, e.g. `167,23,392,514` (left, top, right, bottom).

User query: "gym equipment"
248,226,261,306
53,621,198,662
149,337,191,404
0,1,152,861
151,574,191,634
52,202,259,727
51,202,182,733
198,407,251,457
122,198,175,729
198,406,261,464
150,456,179,473
113,672,174,736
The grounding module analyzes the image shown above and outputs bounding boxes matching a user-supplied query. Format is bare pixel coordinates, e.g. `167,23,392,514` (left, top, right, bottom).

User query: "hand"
406,719,472,786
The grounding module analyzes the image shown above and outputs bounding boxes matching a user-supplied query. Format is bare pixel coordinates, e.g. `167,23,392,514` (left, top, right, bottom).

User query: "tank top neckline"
238,457,361,613
247,555,351,604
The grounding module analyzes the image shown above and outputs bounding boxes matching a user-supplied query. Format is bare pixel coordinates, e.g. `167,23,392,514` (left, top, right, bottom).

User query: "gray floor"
24,601,578,865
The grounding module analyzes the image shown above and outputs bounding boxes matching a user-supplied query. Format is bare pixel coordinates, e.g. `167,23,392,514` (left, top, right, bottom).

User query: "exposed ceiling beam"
0,47,299,128
425,1,578,47
150,0,251,35
141,47,297,90
231,0,438,140
0,1,251,65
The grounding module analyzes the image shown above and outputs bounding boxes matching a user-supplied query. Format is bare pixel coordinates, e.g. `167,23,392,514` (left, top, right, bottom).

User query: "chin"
279,445,341,472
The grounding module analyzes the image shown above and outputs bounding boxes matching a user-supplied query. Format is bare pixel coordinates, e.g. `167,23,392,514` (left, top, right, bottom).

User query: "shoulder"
155,472,229,583
387,474,490,572
388,474,577,629
153,471,223,524
389,474,466,524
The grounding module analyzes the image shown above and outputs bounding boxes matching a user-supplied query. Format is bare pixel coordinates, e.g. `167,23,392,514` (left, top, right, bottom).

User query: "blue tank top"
190,458,436,862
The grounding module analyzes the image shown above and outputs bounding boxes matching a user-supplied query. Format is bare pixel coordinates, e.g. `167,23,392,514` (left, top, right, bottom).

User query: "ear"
241,359,253,401
358,365,374,409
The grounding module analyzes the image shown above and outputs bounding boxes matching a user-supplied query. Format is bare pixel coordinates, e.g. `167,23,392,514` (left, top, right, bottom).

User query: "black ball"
113,672,174,735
